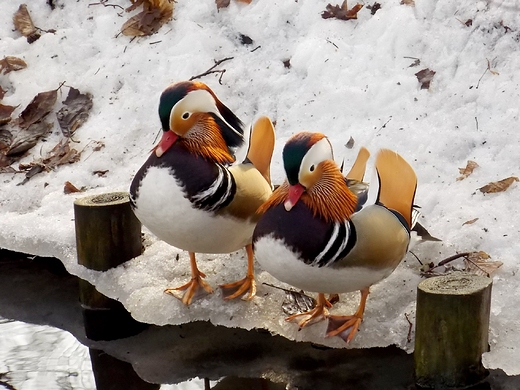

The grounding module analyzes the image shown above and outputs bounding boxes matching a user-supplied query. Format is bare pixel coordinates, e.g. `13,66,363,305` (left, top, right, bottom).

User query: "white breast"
254,235,392,294
133,166,254,253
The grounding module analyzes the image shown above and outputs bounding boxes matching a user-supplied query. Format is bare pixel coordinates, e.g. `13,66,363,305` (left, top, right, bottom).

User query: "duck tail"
375,149,417,229
244,116,275,185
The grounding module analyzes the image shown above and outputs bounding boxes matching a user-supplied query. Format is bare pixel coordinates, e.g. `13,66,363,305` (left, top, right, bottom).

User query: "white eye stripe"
298,137,334,180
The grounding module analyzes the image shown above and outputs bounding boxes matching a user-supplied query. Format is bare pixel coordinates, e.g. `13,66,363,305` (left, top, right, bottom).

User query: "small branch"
88,0,124,11
326,38,339,49
404,312,413,343
377,116,392,133
409,250,424,266
189,57,234,85
437,252,471,267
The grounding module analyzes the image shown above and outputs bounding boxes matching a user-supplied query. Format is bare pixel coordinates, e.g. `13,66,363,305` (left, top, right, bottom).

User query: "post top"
74,192,130,207
418,272,492,295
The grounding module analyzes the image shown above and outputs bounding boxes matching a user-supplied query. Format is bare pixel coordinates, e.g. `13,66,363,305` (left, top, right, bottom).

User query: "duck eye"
310,165,315,172
182,112,190,120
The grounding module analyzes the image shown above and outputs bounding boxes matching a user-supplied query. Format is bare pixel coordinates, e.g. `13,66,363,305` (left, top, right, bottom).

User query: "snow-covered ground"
1,0,519,376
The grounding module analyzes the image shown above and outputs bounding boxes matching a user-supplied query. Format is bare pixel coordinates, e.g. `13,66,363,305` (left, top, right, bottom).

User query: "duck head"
282,132,335,211
154,81,244,163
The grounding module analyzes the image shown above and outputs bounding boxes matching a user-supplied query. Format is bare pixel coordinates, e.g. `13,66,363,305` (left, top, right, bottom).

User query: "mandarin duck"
253,132,417,343
130,81,275,305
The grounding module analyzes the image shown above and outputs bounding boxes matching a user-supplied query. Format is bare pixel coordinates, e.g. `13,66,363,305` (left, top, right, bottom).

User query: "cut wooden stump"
74,191,146,340
414,272,492,389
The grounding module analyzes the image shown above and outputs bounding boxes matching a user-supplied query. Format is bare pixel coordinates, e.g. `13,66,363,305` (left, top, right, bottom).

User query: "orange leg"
164,251,213,305
326,287,370,343
220,244,257,301
285,293,332,329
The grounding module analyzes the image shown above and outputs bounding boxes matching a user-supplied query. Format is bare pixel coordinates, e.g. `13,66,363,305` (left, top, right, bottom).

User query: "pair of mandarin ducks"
130,81,422,343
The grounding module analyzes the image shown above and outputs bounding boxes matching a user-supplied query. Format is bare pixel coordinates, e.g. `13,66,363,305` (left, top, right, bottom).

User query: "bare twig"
404,313,413,343
377,116,392,133
409,251,424,266
88,0,124,11
189,57,234,85
437,252,471,267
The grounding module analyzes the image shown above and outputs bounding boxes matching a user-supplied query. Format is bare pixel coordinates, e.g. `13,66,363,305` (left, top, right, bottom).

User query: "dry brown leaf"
479,176,519,194
17,139,82,184
457,160,479,181
415,68,436,89
0,56,28,75
462,217,479,226
367,2,382,15
0,129,13,151
64,181,82,194
7,121,53,156
122,0,173,37
216,0,231,8
56,87,93,137
464,251,503,277
0,104,17,125
322,1,364,20
13,4,41,43
400,0,415,5
19,88,58,129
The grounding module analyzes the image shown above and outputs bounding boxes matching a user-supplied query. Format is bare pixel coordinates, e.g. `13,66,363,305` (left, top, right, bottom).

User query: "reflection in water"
0,318,264,390
0,318,94,390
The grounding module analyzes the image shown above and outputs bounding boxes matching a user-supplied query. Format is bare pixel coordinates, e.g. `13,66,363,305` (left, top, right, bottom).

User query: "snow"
1,0,519,376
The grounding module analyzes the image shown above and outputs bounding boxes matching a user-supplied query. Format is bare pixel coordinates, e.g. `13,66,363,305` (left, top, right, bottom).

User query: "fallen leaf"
464,251,503,277
92,140,105,151
56,87,93,137
16,139,82,184
367,2,381,15
216,0,230,7
13,4,41,43
0,86,6,100
7,121,53,156
0,129,13,151
400,0,415,5
0,104,17,125
462,217,479,226
322,1,364,20
345,136,355,149
64,181,82,194
17,164,44,185
0,56,28,75
457,160,479,181
121,0,173,37
415,68,436,89
19,88,59,129
479,176,519,193
408,58,420,67
239,33,253,45
236,0,252,3
93,170,109,177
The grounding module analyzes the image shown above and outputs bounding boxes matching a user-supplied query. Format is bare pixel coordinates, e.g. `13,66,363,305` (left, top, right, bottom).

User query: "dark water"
0,249,518,390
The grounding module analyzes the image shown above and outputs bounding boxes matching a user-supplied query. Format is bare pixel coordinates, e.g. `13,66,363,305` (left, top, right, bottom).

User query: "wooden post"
74,192,159,390
74,191,145,340
414,273,492,389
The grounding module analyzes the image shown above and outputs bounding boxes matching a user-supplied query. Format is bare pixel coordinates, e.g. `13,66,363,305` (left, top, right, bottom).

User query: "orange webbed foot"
219,274,256,301
285,293,332,329
326,314,363,343
164,270,214,305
